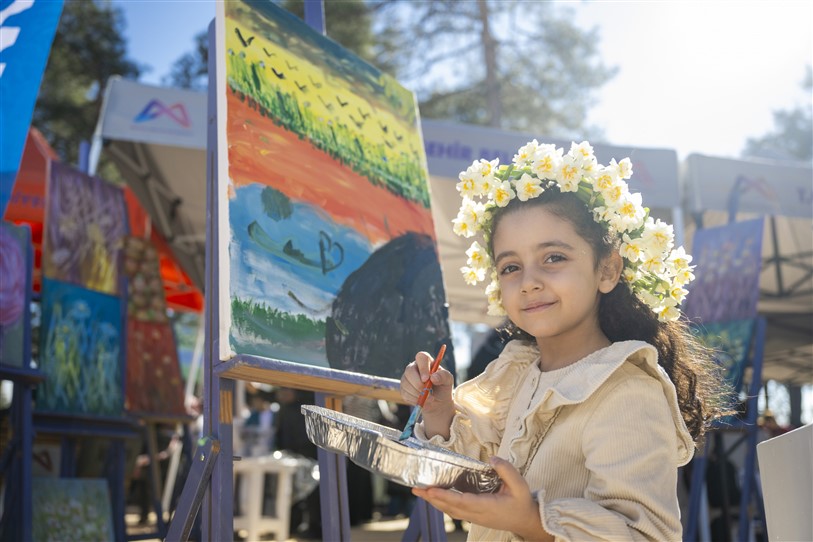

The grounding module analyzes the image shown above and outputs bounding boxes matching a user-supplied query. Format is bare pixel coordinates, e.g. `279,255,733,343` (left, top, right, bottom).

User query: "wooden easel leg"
165,436,221,542
316,393,351,542
144,422,167,538
402,498,447,542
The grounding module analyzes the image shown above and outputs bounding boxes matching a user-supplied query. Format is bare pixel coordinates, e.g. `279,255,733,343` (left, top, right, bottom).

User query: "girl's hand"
412,457,552,542
400,351,455,438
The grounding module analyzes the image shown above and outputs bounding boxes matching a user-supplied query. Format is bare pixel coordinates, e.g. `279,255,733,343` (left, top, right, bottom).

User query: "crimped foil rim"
302,404,502,493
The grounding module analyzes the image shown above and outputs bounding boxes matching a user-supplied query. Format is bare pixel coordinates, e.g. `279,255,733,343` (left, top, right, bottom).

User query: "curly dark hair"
485,190,732,442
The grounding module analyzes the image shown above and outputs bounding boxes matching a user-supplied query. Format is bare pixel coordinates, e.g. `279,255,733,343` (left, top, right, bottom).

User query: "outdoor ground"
126,508,470,541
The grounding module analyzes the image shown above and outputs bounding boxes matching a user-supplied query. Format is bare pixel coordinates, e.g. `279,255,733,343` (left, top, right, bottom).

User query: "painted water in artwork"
683,218,764,323
43,162,126,295
220,1,453,379
36,278,124,416
0,221,31,367
32,477,114,542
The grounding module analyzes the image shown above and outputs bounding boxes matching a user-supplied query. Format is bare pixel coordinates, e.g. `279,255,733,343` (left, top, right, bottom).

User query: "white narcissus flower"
671,267,696,287
620,233,643,262
613,192,646,232
452,198,485,238
513,139,539,167
515,173,544,201
485,279,506,316
491,180,516,207
461,265,486,285
557,154,580,192
656,299,680,322
617,157,633,180
532,145,562,178
570,141,595,164
641,217,675,254
641,253,666,274
466,241,490,269
669,283,689,304
456,170,477,198
667,246,693,269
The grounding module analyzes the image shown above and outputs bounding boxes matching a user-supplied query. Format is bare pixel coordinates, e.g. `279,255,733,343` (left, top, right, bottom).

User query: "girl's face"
492,205,619,349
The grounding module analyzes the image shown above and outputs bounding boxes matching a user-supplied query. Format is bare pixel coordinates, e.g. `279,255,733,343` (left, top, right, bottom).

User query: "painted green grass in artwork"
231,297,325,343
227,55,430,208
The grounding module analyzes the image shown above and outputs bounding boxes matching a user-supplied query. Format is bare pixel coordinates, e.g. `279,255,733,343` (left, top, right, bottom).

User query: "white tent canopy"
89,76,208,290
683,154,813,385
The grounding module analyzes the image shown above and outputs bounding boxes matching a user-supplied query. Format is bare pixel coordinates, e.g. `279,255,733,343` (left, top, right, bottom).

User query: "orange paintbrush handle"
416,344,446,408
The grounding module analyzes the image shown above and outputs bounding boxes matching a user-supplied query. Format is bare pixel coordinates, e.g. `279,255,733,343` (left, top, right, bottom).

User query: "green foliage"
163,30,209,91
385,1,617,136
33,0,141,166
231,297,325,342
743,66,812,162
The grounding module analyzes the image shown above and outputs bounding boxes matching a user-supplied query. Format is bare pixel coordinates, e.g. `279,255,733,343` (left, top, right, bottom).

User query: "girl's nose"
520,272,543,293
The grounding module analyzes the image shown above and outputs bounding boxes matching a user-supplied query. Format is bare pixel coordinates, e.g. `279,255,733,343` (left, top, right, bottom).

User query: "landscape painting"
32,477,114,542
0,221,31,368
36,278,124,417
218,1,453,379
683,218,764,323
43,162,126,295
691,318,755,395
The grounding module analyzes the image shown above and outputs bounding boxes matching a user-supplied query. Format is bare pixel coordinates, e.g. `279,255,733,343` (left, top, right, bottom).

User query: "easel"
0,222,38,542
126,414,194,541
31,411,137,542
0,366,43,542
168,4,450,538
684,317,768,542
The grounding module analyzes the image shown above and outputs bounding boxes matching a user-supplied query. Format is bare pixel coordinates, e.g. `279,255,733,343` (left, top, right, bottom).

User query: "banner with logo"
0,0,64,217
91,76,207,151
685,153,812,219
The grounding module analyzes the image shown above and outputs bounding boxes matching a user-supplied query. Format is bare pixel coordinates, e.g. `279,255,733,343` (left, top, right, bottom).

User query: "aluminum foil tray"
302,404,502,494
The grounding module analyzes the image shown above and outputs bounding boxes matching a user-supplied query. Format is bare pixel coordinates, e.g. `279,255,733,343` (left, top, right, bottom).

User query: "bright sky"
115,0,812,162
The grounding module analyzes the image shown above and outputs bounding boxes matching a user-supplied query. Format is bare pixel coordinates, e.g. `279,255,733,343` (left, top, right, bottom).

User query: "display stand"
167,3,450,539
0,222,37,542
684,317,767,542
126,415,193,541
0,367,43,542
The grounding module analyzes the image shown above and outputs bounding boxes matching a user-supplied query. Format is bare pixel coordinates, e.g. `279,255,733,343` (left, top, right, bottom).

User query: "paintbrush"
398,344,447,441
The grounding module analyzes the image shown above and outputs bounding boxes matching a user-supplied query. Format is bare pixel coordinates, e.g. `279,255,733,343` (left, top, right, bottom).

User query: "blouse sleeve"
416,341,536,463
538,376,685,541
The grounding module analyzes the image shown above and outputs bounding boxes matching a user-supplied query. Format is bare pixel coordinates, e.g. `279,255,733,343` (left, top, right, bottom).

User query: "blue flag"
0,0,64,217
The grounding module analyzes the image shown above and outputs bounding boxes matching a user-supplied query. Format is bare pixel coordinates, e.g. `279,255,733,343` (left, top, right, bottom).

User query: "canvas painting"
36,278,124,417
121,236,169,324
32,477,114,542
691,319,755,394
43,162,126,295
125,319,187,418
0,221,31,367
217,1,453,379
683,218,764,323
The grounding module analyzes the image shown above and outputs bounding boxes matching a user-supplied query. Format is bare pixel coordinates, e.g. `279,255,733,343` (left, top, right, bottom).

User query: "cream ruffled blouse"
417,340,695,542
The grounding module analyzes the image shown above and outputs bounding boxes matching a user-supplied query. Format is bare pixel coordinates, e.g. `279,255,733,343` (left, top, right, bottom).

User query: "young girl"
400,141,728,541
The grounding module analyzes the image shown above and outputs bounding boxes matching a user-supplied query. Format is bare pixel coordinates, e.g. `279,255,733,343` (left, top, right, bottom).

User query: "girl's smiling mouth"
522,301,556,312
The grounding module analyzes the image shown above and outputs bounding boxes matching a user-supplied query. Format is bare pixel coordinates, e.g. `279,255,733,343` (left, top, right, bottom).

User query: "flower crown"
453,140,695,322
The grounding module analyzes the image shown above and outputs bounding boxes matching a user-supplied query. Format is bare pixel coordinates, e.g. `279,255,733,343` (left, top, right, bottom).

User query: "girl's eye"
499,263,519,275
545,253,566,264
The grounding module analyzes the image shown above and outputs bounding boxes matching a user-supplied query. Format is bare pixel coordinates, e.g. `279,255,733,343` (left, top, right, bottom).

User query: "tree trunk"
478,0,501,127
